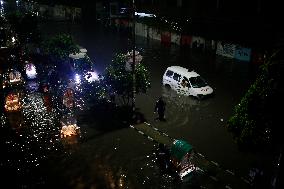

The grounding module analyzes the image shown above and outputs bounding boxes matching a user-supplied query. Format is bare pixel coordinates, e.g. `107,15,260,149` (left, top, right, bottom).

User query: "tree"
41,34,79,79
80,78,108,106
227,49,284,150
6,12,40,45
41,33,79,61
104,52,150,105
0,16,8,47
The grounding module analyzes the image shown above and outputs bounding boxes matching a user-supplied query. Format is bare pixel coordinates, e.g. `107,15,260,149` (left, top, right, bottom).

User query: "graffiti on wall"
216,42,236,58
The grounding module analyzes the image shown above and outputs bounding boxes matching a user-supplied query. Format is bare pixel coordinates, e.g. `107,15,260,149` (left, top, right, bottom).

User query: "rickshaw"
156,139,196,180
169,139,196,179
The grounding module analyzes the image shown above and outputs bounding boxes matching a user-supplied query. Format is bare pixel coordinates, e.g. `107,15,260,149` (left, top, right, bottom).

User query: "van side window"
181,77,190,88
173,73,181,82
166,70,174,77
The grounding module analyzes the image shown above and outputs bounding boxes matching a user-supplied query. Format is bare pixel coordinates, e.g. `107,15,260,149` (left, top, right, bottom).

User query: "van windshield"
189,76,207,88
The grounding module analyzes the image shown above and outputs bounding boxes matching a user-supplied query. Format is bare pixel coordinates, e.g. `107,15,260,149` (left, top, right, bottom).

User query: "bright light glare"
26,63,37,79
84,71,98,83
5,93,22,112
135,12,156,18
75,74,81,84
60,124,80,138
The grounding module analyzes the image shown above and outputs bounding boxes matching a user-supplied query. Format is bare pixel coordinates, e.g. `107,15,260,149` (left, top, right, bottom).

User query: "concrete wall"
23,2,81,22
133,22,251,62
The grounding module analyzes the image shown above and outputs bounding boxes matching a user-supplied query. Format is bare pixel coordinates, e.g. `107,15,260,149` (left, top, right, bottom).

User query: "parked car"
162,66,213,99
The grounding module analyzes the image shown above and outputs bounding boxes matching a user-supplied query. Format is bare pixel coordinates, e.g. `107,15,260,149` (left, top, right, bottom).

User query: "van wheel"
197,94,204,100
164,84,171,90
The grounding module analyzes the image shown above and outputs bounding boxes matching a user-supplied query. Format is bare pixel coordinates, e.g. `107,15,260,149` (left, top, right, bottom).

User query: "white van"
162,66,213,99
69,47,93,71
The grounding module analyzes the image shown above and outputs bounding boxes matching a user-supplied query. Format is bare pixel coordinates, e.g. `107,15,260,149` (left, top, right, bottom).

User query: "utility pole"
132,0,136,122
0,71,3,114
216,0,220,10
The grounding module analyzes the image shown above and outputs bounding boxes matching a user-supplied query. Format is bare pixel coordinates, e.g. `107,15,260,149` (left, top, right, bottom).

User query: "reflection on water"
1,2,263,187
2,85,214,188
25,80,39,92
65,159,131,189
6,111,24,129
1,91,61,169
0,3,4,16
45,137,230,189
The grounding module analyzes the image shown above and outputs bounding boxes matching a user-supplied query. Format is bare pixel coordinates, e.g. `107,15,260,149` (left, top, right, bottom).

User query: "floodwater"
1,2,273,187
36,21,270,188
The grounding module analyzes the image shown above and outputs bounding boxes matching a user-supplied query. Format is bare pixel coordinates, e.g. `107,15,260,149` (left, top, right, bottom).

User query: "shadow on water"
41,153,137,189
77,101,146,132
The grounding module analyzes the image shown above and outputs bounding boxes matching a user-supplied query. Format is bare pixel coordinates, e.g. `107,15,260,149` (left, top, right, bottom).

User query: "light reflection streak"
1,91,62,176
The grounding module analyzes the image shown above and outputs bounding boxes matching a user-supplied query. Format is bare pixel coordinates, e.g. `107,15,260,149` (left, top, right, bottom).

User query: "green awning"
170,140,193,161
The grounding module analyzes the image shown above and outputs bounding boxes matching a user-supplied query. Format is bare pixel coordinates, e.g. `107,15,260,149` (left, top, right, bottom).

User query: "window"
189,76,207,88
166,70,174,77
181,77,190,87
173,73,181,82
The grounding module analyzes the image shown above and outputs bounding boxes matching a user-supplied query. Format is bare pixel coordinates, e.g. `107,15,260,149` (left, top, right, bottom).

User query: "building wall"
134,0,279,21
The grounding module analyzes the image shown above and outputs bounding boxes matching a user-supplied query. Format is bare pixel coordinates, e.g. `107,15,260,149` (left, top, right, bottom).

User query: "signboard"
191,36,205,49
234,46,251,62
216,42,236,58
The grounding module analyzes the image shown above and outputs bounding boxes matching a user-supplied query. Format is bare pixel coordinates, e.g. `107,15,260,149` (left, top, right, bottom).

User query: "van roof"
167,66,199,78
69,47,87,59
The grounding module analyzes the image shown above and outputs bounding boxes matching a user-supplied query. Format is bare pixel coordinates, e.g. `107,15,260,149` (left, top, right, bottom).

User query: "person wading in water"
154,97,166,121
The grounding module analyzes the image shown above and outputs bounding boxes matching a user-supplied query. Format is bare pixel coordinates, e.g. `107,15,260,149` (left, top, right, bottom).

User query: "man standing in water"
154,97,166,121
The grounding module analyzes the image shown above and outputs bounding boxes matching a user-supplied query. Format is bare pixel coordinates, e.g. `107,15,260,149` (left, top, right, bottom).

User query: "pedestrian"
154,97,166,121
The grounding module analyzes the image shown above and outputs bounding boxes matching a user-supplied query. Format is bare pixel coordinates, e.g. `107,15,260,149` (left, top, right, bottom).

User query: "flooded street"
1,13,270,188
33,21,268,188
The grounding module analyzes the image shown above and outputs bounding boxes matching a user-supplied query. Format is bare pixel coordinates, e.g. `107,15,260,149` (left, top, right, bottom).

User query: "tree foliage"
80,79,108,104
6,12,40,45
227,49,284,150
73,55,93,75
104,53,151,105
41,33,79,61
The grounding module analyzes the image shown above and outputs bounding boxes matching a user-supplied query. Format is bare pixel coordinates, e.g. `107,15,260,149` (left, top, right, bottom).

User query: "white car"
162,66,213,99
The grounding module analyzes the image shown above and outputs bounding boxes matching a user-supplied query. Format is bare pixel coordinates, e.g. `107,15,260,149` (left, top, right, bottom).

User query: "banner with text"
234,46,251,62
